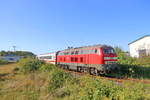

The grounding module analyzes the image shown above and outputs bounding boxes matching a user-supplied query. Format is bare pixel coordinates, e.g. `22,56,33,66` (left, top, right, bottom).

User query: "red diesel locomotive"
56,45,117,75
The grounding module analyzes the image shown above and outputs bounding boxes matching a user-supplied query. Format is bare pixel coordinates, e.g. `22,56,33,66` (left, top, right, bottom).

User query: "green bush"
75,76,148,100
136,56,150,67
39,64,56,72
48,69,71,93
18,58,44,73
113,47,150,79
0,59,8,65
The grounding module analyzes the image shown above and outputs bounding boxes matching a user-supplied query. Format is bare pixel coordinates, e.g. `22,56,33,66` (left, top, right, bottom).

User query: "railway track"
62,68,150,84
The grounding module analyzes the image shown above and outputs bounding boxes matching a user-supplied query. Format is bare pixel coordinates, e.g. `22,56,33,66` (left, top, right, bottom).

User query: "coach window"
49,56,52,59
53,56,56,59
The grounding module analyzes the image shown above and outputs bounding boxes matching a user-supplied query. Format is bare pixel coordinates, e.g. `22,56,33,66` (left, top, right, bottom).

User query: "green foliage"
18,58,44,73
114,46,124,54
0,59,8,65
136,56,150,67
112,47,150,79
0,50,35,57
48,69,71,93
75,76,149,100
1,63,150,100
39,64,56,72
118,52,137,65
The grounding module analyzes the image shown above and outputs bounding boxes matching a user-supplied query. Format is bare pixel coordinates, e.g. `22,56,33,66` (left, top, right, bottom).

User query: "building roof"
128,35,150,45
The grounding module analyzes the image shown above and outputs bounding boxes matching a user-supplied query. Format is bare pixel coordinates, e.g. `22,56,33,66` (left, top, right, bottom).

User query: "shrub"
48,69,71,93
39,64,56,72
0,59,8,65
18,58,44,73
76,76,148,100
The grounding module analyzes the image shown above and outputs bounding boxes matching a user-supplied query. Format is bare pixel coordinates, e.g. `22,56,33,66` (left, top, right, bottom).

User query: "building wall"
129,36,150,58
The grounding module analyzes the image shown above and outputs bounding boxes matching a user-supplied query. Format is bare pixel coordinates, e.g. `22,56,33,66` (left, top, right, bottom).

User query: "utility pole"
13,46,16,52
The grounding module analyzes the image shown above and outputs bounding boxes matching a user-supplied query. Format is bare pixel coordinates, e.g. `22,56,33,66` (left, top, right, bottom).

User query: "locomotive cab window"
95,49,97,53
103,48,116,54
75,57,78,62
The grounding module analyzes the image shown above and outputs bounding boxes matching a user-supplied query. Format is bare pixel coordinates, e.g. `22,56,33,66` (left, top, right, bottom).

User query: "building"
128,35,150,58
0,54,23,62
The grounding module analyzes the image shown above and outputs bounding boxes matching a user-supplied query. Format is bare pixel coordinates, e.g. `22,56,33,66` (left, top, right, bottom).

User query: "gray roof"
62,44,112,52
128,35,150,45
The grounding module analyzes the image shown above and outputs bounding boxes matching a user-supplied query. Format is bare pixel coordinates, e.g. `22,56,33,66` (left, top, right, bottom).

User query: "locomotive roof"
62,44,112,52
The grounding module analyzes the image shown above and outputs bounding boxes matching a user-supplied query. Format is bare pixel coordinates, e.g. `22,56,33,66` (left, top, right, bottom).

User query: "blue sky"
0,0,150,54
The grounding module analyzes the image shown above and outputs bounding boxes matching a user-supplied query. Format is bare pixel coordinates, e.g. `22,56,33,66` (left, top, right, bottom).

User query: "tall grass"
1,57,150,100
18,57,45,73
0,59,8,65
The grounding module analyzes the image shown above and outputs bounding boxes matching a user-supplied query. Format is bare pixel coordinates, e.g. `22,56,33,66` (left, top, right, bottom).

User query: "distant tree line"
0,51,36,57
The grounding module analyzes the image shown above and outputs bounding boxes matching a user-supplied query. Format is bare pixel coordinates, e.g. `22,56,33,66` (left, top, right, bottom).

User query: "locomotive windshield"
103,48,116,54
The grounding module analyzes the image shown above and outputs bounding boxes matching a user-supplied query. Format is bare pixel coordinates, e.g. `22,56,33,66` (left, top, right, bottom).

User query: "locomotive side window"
80,57,83,62
80,50,83,54
71,57,74,62
64,57,66,61
75,51,79,54
83,50,87,54
71,51,74,55
64,52,69,55
75,57,78,62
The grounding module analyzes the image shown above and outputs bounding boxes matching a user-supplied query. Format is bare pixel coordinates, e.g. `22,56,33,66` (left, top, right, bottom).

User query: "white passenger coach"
37,52,56,64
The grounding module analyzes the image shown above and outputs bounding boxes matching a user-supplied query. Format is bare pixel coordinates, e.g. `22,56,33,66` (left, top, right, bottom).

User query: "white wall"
129,36,150,58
